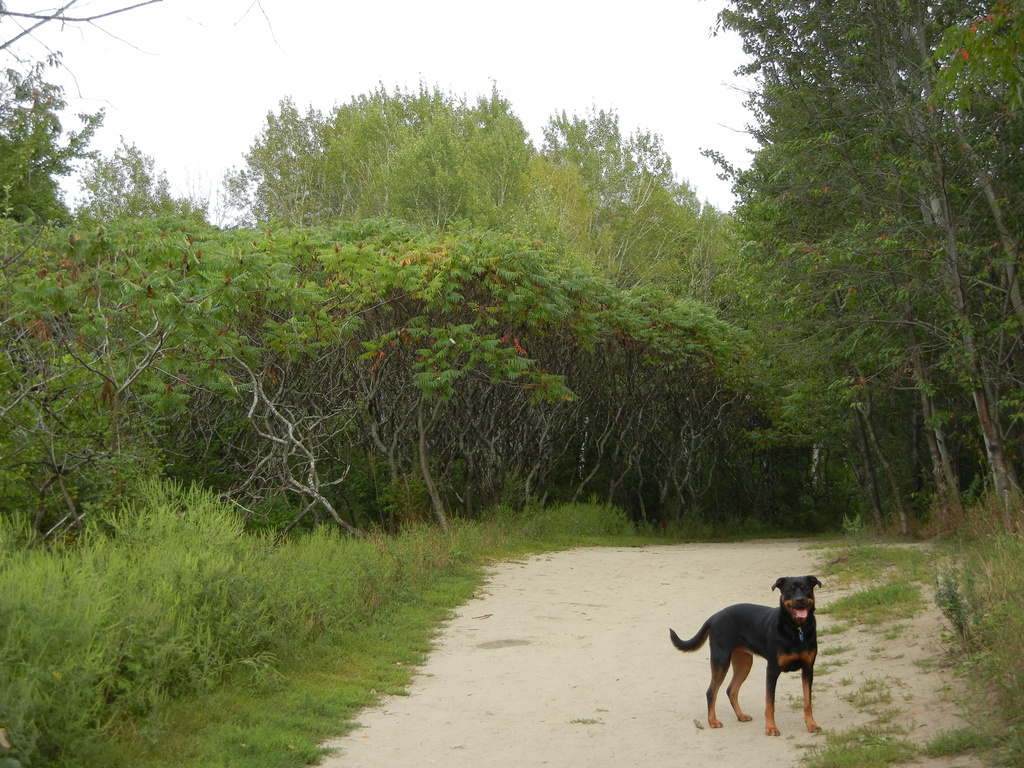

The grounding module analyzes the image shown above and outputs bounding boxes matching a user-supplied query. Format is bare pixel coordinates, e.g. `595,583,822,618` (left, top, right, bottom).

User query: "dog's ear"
772,577,787,592
807,575,822,589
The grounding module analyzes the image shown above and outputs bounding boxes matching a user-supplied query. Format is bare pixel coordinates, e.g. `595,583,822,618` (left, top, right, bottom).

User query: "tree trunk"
906,323,961,517
861,391,908,535
910,1,1020,528
934,192,1020,521
417,398,449,531
852,406,885,534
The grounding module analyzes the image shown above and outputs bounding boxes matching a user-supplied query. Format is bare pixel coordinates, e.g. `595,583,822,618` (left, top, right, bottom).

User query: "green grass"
818,583,924,626
817,622,850,636
931,528,1024,765
819,543,932,586
117,568,484,767
921,727,995,758
819,644,852,656
803,726,916,768
838,677,905,723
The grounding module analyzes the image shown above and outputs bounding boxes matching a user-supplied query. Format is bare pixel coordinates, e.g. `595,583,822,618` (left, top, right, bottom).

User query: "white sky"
6,0,757,213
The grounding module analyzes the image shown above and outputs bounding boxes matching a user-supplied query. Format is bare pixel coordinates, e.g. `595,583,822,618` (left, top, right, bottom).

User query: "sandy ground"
323,540,982,768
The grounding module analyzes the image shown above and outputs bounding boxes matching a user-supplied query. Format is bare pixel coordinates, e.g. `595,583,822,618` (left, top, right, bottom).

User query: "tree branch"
3,1,161,24
1,1,162,52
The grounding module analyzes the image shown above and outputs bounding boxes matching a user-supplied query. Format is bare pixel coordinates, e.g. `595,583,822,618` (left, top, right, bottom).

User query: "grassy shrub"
935,530,1024,764
0,482,505,768
0,542,119,765
513,502,634,544
0,484,276,765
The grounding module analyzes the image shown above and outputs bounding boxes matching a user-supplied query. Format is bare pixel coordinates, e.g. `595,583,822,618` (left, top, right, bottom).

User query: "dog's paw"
765,726,781,736
708,718,723,729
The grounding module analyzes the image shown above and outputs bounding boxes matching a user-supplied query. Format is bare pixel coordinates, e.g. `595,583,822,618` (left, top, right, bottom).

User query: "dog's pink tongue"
796,609,809,619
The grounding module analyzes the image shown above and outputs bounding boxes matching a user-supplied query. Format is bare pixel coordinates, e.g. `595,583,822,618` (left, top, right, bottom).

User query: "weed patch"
932,530,1024,765
921,727,994,758
819,583,923,626
803,726,916,768
821,544,931,586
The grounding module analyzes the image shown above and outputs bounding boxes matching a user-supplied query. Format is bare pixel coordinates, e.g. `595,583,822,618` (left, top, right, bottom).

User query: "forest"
2,0,1023,541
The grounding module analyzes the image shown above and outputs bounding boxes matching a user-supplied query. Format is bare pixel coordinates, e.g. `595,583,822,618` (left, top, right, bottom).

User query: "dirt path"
323,540,979,767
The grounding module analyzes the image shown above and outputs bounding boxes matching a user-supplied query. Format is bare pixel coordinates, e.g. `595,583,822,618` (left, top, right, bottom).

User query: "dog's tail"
669,621,711,652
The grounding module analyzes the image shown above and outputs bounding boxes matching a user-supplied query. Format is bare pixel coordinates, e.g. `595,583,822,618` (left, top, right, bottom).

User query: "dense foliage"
717,0,1024,532
0,57,100,223
2,1,1021,538
0,216,783,537
75,139,207,225
224,85,734,294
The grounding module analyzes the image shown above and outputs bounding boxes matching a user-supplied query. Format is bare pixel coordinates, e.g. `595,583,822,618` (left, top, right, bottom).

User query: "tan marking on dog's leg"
764,691,780,736
802,670,820,732
726,647,754,722
707,665,728,728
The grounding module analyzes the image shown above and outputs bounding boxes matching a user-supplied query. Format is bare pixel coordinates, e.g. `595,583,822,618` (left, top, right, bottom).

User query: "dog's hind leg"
725,647,754,723
705,663,729,728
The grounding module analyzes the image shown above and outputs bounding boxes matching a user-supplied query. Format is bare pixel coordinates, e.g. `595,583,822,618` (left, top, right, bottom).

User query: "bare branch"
235,0,280,48
1,1,162,52
1,1,78,52
3,1,161,24
236,358,363,537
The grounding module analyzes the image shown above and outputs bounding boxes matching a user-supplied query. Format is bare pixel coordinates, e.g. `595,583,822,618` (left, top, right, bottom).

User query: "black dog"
669,576,822,736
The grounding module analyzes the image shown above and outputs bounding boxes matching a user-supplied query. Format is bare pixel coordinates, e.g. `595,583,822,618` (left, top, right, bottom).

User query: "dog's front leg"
763,667,781,736
802,665,821,733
